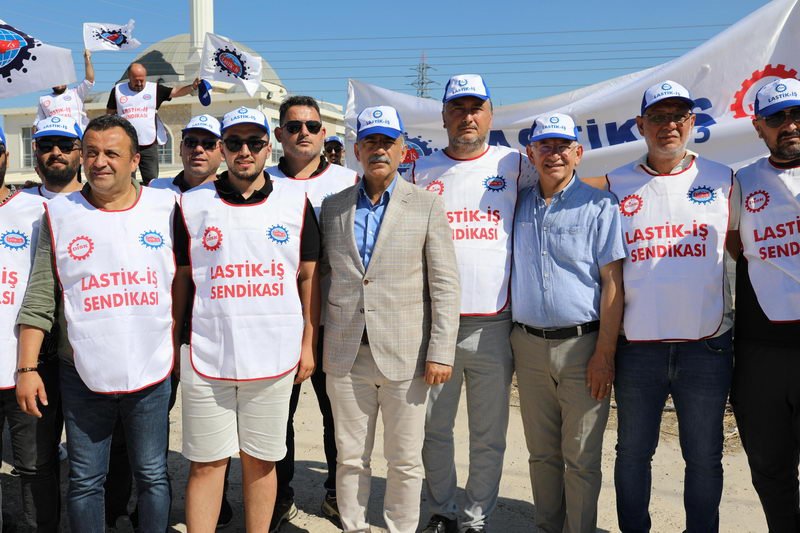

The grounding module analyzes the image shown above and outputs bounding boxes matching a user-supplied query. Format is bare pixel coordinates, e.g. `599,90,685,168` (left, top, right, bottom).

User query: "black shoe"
422,514,458,533
269,499,298,533
321,491,340,524
216,496,233,529
464,528,485,533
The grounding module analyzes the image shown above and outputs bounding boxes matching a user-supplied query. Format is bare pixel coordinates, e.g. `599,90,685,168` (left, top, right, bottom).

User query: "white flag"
0,20,76,98
200,33,262,97
83,19,141,52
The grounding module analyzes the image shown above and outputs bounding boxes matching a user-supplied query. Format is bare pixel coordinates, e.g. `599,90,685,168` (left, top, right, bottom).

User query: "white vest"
114,82,166,146
0,192,45,389
608,157,732,341
181,182,306,380
737,158,800,321
413,145,521,315
47,188,176,392
148,177,182,196
267,163,357,216
38,88,89,129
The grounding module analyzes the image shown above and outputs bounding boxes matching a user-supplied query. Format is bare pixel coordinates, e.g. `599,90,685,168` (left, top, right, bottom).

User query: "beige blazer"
319,176,460,381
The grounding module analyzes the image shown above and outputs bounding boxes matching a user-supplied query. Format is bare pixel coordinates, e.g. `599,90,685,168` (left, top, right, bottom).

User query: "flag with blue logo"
0,19,76,98
83,19,141,52
200,33,263,97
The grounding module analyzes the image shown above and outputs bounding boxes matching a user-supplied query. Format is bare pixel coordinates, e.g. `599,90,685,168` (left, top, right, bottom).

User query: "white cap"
356,106,404,140
33,116,82,139
442,74,491,103
182,114,221,137
754,78,800,117
641,80,694,114
528,113,578,143
221,107,270,136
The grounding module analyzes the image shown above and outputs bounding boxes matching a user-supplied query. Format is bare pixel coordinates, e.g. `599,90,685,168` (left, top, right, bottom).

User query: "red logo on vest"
426,180,444,196
67,235,94,261
202,226,222,251
619,194,643,217
745,190,769,213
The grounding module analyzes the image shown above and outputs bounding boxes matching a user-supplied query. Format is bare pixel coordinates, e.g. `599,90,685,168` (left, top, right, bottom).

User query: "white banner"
346,0,800,178
200,33,262,97
0,20,76,98
83,20,141,52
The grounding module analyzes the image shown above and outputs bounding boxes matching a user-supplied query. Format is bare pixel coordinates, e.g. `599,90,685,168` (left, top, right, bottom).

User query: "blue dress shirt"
354,175,397,269
511,175,626,328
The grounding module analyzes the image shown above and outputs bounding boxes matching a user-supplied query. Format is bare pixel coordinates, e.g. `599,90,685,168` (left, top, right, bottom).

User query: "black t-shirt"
277,155,329,178
106,82,173,111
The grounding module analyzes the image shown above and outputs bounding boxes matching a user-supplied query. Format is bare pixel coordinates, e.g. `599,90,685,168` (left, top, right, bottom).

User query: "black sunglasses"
644,112,693,125
0,144,5,156
283,120,323,135
763,108,800,128
223,137,268,153
183,137,219,150
36,138,80,153
324,145,343,153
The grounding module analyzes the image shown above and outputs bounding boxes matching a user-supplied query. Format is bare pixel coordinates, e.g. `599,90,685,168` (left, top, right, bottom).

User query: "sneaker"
269,499,298,533
421,514,458,533
321,491,340,523
216,496,233,529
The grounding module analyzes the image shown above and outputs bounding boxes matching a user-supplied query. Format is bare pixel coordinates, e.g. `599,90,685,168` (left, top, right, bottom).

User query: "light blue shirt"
354,175,397,269
511,175,626,328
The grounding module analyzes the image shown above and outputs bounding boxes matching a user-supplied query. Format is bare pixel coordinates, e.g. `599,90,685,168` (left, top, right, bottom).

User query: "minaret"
185,0,214,75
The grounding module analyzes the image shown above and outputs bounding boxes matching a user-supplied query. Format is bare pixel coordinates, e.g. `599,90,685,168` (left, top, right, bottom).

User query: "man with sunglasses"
324,135,345,166
178,106,320,532
728,78,800,531
607,80,738,533
266,96,357,530
150,114,223,194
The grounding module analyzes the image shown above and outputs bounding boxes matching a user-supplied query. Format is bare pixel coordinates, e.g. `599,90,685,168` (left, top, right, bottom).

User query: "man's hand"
425,362,453,385
84,48,91,60
586,347,615,401
295,345,315,384
16,371,47,418
192,78,201,91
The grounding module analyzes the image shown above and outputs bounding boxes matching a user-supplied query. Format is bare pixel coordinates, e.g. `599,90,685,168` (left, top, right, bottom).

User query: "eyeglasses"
324,145,343,153
534,143,578,155
762,108,800,128
283,120,323,135
183,137,219,151
644,112,693,125
223,138,268,153
36,138,80,153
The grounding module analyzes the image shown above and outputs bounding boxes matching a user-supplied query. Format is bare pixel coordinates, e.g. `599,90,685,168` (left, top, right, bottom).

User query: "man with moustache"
16,114,183,532
607,80,738,532
320,105,459,533
179,107,320,532
266,96,357,529
728,78,800,531
36,49,95,130
413,74,532,533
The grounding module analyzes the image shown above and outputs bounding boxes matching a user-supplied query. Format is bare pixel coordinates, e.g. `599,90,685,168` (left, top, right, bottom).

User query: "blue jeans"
613,330,733,533
60,363,171,533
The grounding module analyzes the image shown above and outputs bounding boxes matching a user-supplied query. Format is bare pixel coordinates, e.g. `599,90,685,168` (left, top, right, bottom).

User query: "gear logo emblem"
139,230,165,250
202,226,222,252
214,47,249,79
426,180,445,196
67,235,94,261
0,23,41,86
1,230,29,251
400,135,437,176
267,225,289,245
620,194,643,217
730,64,798,118
745,190,769,213
484,175,507,192
687,185,716,205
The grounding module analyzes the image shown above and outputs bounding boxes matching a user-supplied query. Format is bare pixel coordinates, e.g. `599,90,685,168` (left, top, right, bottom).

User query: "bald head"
128,63,147,92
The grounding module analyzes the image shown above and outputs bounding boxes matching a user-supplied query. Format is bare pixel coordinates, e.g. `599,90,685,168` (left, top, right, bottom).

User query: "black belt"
516,320,600,340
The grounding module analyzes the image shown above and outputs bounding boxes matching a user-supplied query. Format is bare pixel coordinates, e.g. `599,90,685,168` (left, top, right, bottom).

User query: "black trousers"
136,143,159,185
0,357,62,533
732,339,800,532
276,329,338,502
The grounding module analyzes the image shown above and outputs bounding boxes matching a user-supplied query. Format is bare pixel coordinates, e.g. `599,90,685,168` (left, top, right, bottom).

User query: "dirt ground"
1,381,764,532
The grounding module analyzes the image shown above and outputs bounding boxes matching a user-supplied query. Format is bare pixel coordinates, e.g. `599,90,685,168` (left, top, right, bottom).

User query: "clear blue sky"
0,0,772,111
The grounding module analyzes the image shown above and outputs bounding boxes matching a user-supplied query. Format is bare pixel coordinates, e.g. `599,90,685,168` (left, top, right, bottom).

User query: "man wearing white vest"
607,80,738,533
179,106,320,532
729,78,800,531
15,114,183,533
106,62,199,184
267,95,357,530
413,74,531,533
36,49,95,130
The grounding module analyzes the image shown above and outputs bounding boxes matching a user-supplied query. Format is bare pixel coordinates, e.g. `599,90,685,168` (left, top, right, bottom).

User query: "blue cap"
754,78,800,117
198,79,212,107
356,106,404,140
33,116,83,140
0,126,5,147
324,135,344,146
528,113,578,144
641,80,694,114
182,114,221,137
443,74,491,103
221,107,270,137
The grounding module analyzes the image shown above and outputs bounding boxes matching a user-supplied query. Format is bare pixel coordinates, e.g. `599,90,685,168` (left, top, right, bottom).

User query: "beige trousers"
327,344,429,533
510,326,610,533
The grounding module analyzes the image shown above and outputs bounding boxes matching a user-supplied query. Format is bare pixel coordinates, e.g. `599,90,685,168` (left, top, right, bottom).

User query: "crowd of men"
1,66,799,533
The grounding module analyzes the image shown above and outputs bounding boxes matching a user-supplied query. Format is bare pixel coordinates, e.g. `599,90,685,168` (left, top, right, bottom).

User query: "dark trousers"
276,329,337,503
0,357,62,532
732,339,800,532
137,143,159,185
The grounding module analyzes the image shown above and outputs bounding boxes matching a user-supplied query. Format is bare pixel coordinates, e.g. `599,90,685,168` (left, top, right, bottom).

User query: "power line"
410,52,436,98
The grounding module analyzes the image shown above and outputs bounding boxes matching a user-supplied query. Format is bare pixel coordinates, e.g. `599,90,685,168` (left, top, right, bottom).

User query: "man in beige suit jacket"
320,106,460,533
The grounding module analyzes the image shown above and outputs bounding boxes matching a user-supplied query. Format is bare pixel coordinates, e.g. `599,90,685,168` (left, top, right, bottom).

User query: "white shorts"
180,347,295,462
